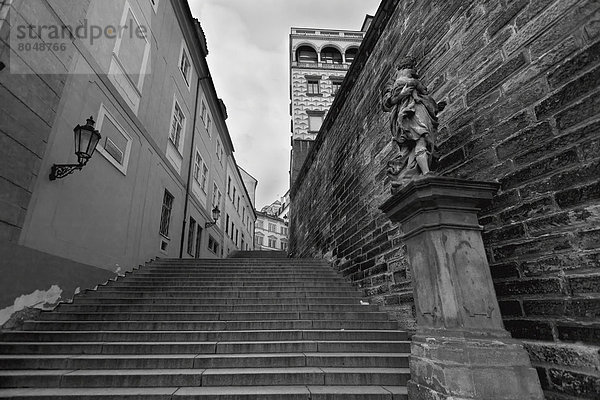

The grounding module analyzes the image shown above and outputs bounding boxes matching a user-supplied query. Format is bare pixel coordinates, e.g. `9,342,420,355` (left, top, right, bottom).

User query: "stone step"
0,353,410,370
69,296,366,305
115,276,347,282
81,291,362,299
127,273,340,279
0,385,408,399
229,251,289,259
0,367,410,388
99,285,353,292
0,330,406,343
38,311,389,322
0,340,410,355
56,303,378,313
22,320,400,331
108,281,349,288
151,259,326,263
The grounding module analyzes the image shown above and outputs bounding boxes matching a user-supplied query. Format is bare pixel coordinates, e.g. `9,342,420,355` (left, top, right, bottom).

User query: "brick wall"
290,0,600,398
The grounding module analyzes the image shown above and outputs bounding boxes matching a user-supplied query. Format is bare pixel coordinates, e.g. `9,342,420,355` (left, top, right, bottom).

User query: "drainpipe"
179,75,210,258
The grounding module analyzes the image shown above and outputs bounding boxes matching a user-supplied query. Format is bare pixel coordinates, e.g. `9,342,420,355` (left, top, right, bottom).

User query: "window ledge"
306,93,323,97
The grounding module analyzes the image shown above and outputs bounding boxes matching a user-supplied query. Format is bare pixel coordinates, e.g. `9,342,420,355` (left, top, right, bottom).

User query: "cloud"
189,0,380,208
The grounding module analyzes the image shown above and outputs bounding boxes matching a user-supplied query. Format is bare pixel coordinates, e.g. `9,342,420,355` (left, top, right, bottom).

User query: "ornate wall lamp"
205,206,221,228
49,116,101,181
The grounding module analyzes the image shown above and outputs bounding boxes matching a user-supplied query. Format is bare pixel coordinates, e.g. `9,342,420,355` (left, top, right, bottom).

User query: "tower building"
289,17,371,188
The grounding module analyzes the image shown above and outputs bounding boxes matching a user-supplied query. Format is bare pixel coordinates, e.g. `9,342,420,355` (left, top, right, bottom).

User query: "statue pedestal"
380,176,543,400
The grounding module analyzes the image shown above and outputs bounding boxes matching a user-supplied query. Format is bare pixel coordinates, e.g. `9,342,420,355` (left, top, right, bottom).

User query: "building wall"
255,212,289,252
0,0,89,244
223,161,256,256
0,0,249,318
291,139,314,187
290,0,600,398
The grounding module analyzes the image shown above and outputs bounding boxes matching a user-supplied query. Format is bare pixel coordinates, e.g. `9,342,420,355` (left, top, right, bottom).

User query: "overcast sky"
188,0,381,209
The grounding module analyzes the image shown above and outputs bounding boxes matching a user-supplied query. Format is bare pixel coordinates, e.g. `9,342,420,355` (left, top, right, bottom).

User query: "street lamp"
49,116,101,181
205,206,221,228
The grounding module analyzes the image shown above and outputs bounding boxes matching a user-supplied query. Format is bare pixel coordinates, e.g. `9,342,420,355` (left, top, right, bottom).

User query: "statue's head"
397,56,417,71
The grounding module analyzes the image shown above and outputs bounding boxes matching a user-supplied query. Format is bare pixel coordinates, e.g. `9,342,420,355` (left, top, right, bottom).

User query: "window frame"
187,217,196,256
194,225,203,258
159,189,174,238
169,98,186,153
307,79,320,95
95,103,133,175
216,138,223,164
112,2,151,92
179,42,192,89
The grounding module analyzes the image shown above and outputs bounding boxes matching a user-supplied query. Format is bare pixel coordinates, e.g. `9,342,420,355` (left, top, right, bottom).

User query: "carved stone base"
380,177,543,400
408,334,543,400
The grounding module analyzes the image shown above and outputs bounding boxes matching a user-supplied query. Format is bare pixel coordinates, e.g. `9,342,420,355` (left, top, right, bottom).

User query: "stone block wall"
0,0,87,242
290,0,600,398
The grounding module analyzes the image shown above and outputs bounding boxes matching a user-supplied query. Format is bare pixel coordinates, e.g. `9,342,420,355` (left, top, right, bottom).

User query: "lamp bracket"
205,221,217,228
49,163,84,181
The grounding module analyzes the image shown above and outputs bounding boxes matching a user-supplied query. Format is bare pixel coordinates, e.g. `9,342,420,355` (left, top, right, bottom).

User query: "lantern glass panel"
87,130,101,159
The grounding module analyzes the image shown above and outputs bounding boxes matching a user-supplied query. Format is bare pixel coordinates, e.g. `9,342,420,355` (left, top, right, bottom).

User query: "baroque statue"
382,56,446,193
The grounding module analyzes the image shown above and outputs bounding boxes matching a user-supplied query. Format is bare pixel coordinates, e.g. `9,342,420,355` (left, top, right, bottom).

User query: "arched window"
345,48,358,63
321,47,342,64
296,46,317,63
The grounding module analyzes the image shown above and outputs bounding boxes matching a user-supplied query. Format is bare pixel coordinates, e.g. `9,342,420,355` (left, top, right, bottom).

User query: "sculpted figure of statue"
382,56,446,193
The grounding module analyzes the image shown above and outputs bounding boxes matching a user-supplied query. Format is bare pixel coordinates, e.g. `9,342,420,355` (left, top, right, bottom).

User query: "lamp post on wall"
205,206,221,228
49,116,101,181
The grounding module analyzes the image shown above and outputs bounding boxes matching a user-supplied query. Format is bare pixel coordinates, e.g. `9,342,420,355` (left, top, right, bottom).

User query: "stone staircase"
0,257,410,399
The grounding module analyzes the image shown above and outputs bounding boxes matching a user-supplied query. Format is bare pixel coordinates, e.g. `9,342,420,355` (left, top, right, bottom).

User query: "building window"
225,214,230,235
180,45,191,87
95,104,132,175
296,46,317,63
307,79,320,95
193,150,202,183
256,220,263,229
237,196,240,213
150,0,159,13
256,235,264,246
281,226,288,235
195,225,203,258
187,217,196,255
345,47,358,63
280,241,288,251
112,4,150,91
268,223,276,232
268,237,277,248
232,187,237,203
208,235,219,254
235,229,239,246
332,81,342,96
169,101,185,151
159,190,174,237
200,163,209,193
216,139,223,163
321,47,342,64
212,182,222,209
308,113,324,133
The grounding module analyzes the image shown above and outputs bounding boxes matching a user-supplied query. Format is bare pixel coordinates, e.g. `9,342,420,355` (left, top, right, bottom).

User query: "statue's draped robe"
382,73,440,175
